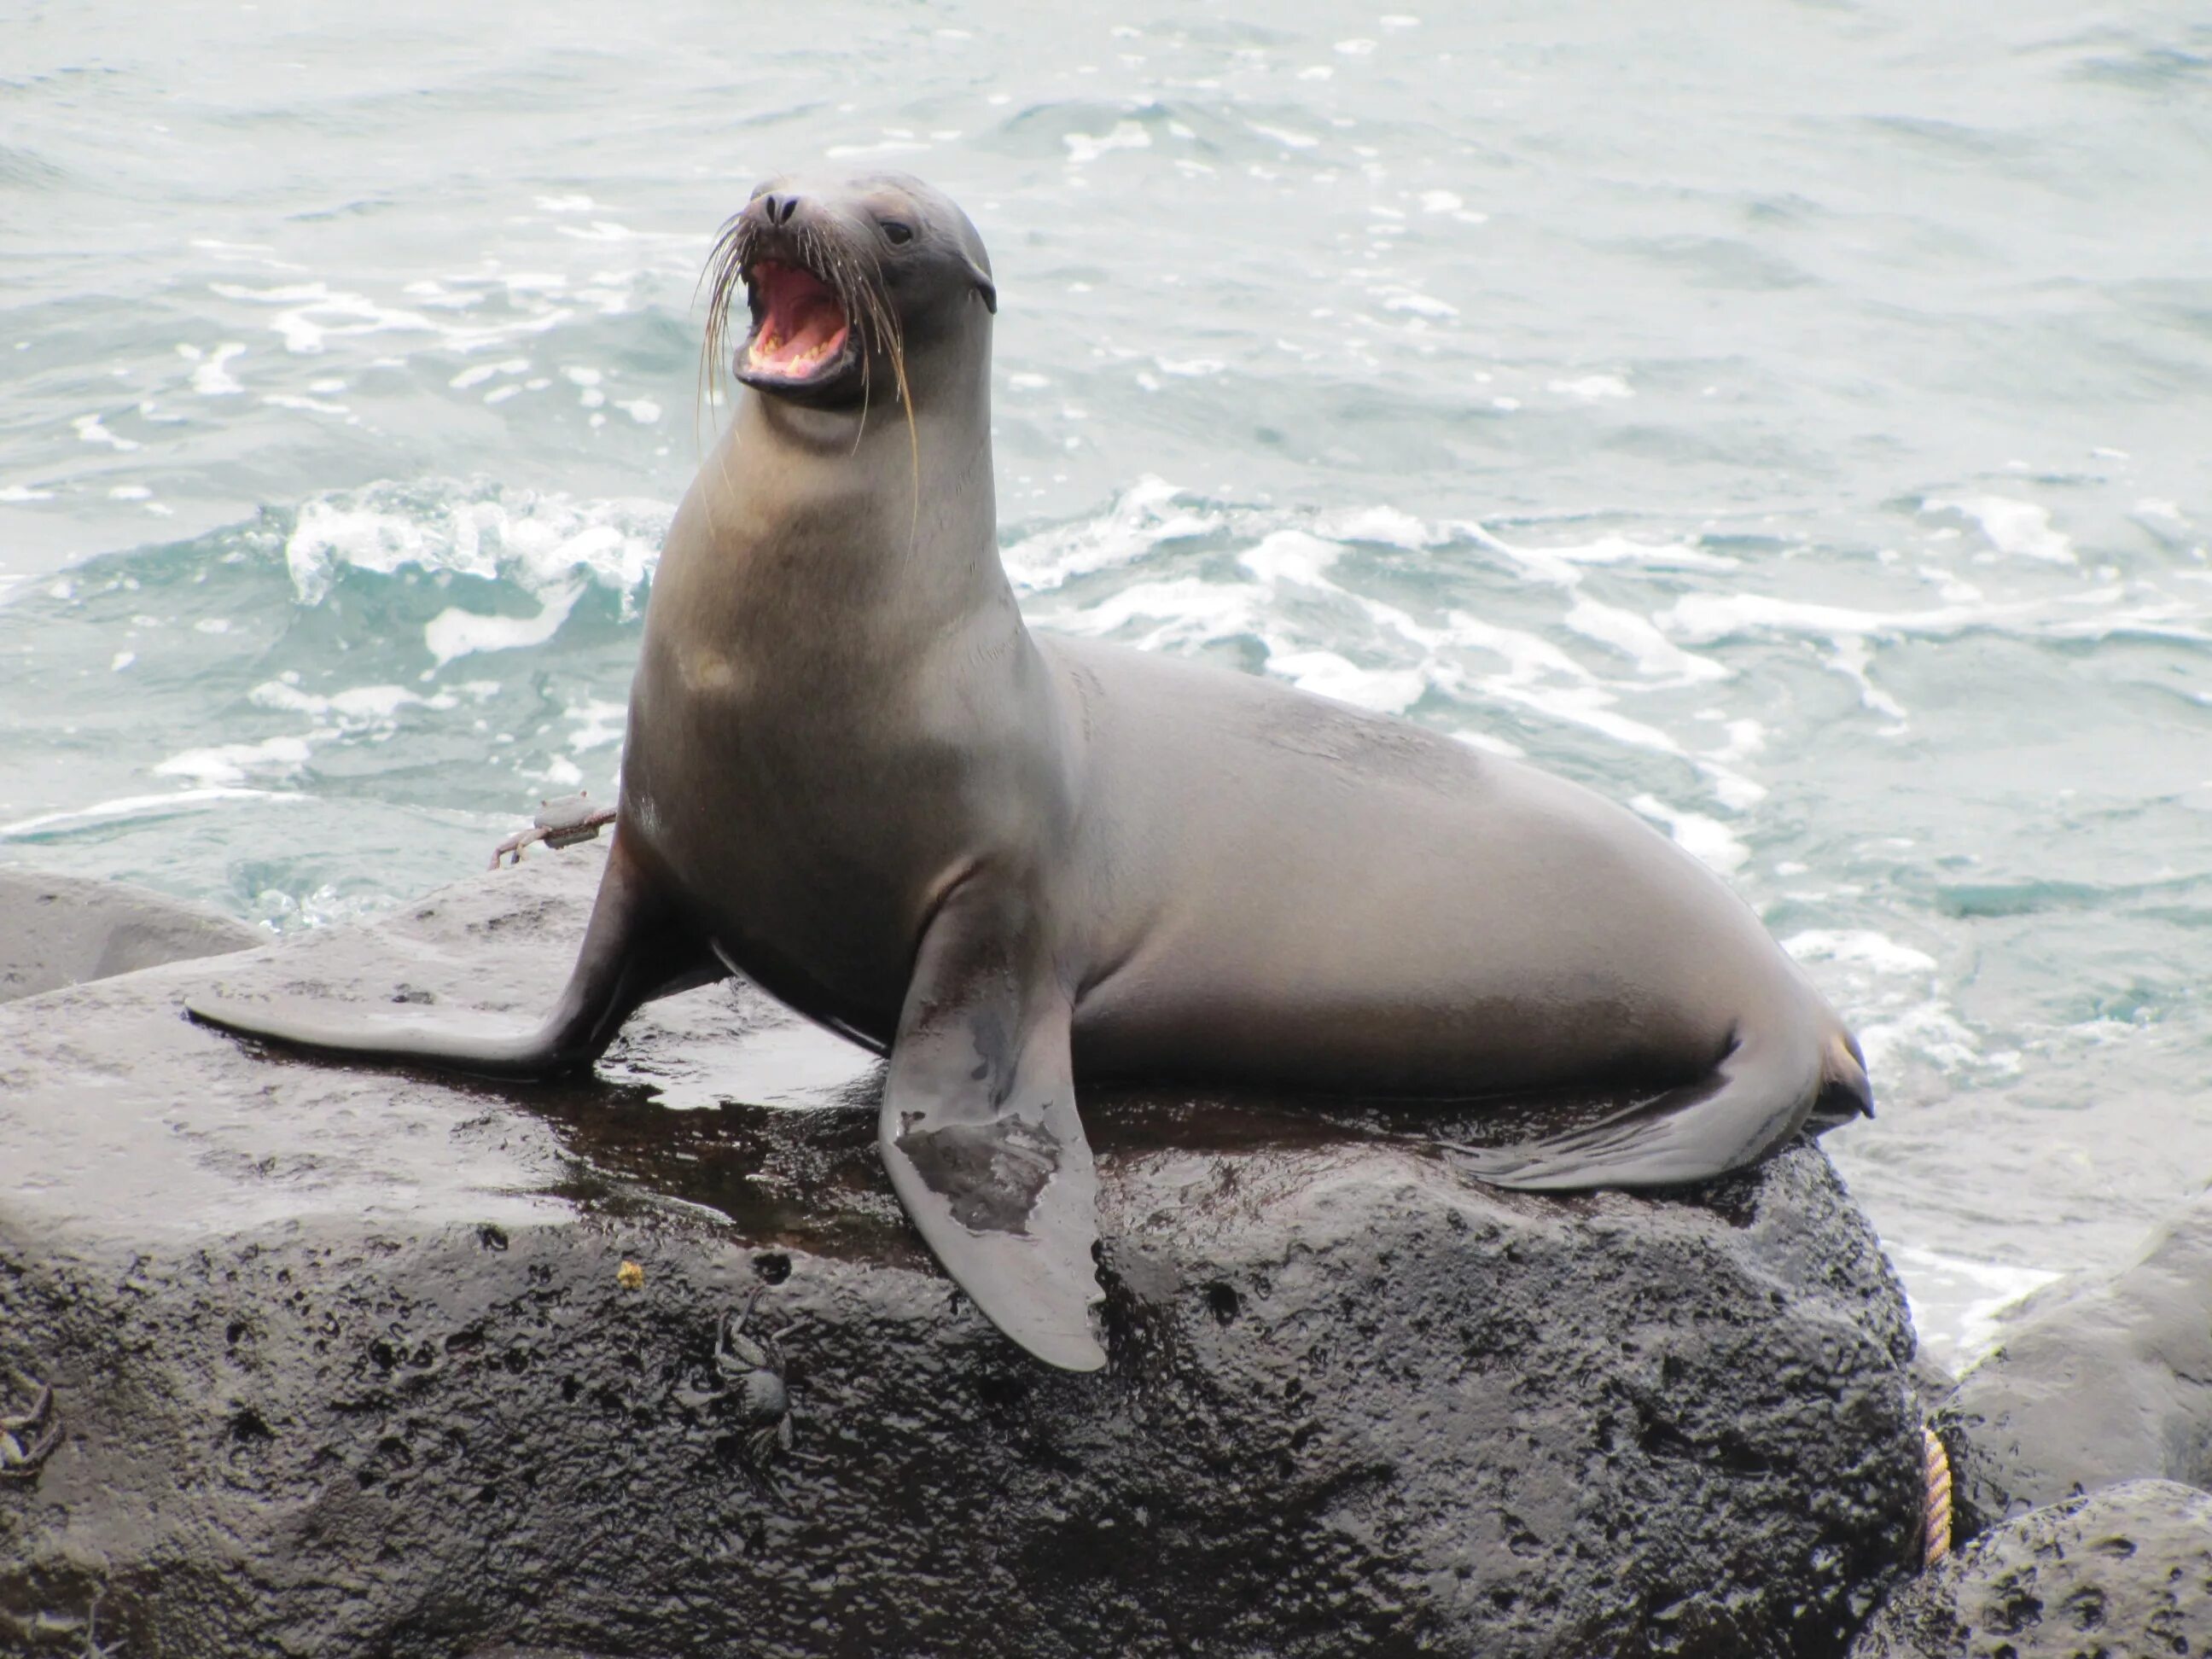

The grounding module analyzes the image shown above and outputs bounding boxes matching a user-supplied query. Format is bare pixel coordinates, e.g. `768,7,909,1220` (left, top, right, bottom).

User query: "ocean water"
4,0,2209,1366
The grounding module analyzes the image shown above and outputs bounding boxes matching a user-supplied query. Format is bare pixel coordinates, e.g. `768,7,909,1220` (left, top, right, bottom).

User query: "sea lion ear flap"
968,259,998,313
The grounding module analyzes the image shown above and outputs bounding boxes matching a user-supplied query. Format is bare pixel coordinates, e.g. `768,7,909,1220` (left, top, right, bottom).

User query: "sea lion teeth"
187,170,1871,1375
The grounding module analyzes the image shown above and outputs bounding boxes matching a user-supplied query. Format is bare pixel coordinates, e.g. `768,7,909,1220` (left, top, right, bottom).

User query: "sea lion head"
704,172,997,414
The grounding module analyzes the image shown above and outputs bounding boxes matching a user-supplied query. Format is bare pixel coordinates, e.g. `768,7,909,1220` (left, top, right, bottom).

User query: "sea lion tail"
1452,1005,1859,1192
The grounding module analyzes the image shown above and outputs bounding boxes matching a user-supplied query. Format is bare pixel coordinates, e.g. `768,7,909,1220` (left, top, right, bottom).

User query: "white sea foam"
564,698,628,753
249,679,422,725
1312,504,1438,548
1063,121,1152,165
210,280,443,356
1012,485,1787,800
1237,529,1343,587
1883,1243,2061,1371
425,582,584,666
1652,582,2196,728
449,362,507,390
1666,591,1968,643
208,263,617,368
1563,598,1728,684
178,341,247,395
72,413,141,452
1002,475,1219,591
1547,374,1633,400
153,735,316,788
1924,495,2077,565
252,882,386,932
1783,928,1939,976
1490,531,1739,583
1036,575,1268,651
0,787,306,840
1265,649,1427,712
1381,291,1458,319
262,393,350,416
1630,795,1749,874
282,481,667,611
1782,928,1993,1077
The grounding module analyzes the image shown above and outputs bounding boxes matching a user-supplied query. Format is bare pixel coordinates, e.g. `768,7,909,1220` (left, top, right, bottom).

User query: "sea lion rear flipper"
877,880,1105,1372
186,839,719,1080
1452,1018,1832,1191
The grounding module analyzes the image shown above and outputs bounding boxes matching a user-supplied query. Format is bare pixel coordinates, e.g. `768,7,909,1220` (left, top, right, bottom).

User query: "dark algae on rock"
1,850,1923,1656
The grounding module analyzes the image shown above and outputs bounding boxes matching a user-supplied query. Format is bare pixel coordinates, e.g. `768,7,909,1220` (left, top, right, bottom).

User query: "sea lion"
189,172,1872,1372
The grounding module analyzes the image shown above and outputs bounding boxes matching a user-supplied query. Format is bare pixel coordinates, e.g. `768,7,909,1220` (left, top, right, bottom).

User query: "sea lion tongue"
747,260,849,378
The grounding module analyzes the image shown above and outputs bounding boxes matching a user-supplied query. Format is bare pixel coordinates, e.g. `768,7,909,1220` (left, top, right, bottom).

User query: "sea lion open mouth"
744,259,852,382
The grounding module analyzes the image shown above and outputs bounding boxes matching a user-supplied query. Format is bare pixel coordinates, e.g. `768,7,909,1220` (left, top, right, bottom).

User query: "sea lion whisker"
833,247,922,538
695,214,752,440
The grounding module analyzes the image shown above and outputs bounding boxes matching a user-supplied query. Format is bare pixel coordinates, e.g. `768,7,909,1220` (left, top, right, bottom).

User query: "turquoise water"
5,0,2209,1360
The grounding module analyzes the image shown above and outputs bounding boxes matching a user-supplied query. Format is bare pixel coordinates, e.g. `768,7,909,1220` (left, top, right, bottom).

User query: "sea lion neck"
652,353,1011,671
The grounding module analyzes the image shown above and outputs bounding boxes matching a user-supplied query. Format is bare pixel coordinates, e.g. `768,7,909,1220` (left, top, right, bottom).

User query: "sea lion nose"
757,192,800,227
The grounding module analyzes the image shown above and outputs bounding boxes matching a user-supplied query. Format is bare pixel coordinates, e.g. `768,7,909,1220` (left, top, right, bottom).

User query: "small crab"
489,791,617,869
1,1372,61,1483
674,1289,800,1468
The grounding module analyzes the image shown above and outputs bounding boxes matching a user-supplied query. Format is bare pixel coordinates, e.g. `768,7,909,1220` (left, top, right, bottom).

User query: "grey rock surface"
1849,1479,2212,1658
1935,1185,2212,1539
0,864,259,1002
0,845,1923,1658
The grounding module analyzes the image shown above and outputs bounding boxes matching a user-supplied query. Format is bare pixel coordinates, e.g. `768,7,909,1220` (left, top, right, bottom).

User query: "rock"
0,864,259,1004
1934,1187,2212,1538
0,845,1923,1658
1848,1479,2212,1657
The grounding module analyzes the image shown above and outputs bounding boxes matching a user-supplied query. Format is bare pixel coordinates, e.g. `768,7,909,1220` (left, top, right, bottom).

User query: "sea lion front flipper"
877,879,1104,1372
187,837,719,1080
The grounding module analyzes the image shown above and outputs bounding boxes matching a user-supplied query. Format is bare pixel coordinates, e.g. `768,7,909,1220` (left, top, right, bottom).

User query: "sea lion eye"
882,219,914,246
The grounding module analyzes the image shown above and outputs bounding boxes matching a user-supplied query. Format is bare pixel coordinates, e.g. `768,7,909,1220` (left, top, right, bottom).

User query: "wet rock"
1934,1186,2212,1538
1848,1480,2212,1658
0,845,1922,1658
0,864,259,1002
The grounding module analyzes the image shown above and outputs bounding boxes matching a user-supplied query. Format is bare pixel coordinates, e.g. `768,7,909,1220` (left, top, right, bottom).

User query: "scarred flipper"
877,877,1105,1372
